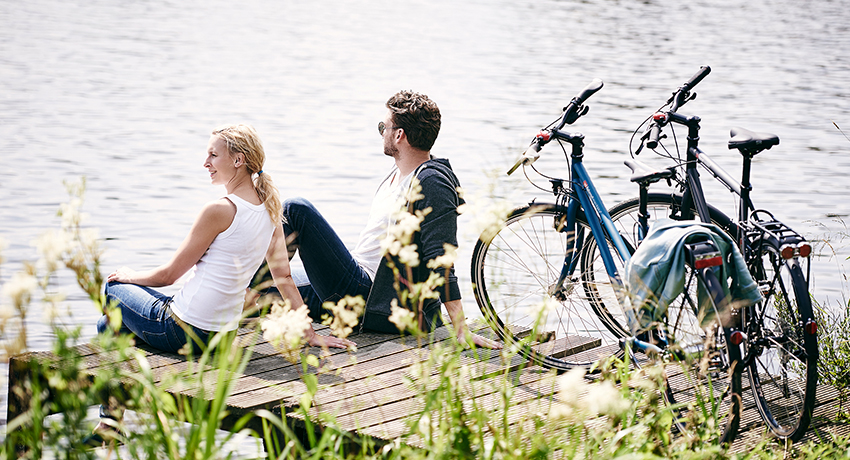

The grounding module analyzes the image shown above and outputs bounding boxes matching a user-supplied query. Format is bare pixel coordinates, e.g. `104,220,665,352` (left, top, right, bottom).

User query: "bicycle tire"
632,264,743,445
470,203,629,371
745,241,817,441
583,193,735,334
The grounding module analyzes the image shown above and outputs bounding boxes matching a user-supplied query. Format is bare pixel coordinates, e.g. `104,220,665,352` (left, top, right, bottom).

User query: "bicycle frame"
664,112,749,249
551,129,632,295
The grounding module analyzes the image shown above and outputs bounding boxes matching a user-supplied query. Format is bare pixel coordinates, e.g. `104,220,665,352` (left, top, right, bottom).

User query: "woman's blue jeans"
99,282,211,354
96,282,214,422
253,197,373,321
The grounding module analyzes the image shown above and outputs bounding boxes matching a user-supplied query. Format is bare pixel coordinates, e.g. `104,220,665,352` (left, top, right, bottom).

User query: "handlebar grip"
646,124,662,150
507,141,542,175
682,65,711,92
575,78,604,105
561,79,604,126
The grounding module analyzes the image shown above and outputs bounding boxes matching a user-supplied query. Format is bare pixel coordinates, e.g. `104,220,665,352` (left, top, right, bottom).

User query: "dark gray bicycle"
602,66,818,442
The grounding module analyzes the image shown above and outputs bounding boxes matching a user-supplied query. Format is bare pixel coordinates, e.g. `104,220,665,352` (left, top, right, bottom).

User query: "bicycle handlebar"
559,78,604,128
672,65,711,104
508,79,603,175
640,66,711,152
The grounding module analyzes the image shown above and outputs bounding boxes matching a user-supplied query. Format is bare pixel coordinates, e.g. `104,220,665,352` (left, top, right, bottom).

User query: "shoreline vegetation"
2,179,850,459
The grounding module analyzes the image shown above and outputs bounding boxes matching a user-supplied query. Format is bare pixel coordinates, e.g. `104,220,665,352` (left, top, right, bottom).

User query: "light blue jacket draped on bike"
622,219,763,334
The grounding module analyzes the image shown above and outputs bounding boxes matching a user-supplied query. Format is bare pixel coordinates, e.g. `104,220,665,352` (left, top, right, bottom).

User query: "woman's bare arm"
107,199,234,286
265,224,355,349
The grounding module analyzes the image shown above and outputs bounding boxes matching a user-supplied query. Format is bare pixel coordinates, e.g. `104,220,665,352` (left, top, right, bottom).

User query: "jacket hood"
417,157,463,201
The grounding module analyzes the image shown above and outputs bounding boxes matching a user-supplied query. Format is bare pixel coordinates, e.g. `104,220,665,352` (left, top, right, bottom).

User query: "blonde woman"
101,124,353,351
88,124,353,445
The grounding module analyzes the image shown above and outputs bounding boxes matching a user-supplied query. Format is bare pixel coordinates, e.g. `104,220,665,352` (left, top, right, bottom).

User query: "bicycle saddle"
728,127,779,155
624,159,675,185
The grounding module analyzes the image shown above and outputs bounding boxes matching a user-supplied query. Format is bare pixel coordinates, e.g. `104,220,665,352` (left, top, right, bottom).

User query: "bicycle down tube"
555,130,631,293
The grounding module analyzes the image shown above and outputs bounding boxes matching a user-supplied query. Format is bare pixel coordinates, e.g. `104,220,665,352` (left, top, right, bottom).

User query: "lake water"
2,0,849,438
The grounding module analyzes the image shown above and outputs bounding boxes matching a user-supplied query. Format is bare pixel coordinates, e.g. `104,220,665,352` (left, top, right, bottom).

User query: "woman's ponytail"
254,170,282,223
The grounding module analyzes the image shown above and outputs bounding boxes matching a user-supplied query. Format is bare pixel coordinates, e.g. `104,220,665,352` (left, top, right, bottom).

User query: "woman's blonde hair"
211,124,282,223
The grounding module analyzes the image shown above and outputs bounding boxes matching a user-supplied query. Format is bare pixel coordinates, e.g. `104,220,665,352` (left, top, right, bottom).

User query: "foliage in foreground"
2,180,850,458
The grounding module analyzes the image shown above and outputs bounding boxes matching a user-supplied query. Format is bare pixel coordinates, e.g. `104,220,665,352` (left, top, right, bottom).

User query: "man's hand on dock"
304,325,356,350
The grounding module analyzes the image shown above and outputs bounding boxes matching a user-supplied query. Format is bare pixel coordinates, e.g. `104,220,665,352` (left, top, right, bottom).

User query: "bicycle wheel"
584,193,735,334
471,203,629,371
745,241,817,441
632,265,743,445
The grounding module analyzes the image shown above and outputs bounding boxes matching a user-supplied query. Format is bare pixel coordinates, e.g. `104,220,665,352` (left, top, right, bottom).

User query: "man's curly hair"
386,90,441,152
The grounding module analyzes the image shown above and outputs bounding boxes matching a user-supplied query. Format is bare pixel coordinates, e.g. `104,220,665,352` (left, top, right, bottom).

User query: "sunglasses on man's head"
378,121,402,135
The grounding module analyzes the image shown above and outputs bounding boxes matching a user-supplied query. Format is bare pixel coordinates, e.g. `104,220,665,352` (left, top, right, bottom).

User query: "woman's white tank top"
171,194,274,331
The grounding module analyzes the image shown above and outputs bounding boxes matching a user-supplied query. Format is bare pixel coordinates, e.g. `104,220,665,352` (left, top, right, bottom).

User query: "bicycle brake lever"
665,166,677,186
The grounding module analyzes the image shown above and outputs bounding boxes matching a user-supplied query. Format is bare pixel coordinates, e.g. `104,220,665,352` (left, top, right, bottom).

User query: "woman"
89,124,353,444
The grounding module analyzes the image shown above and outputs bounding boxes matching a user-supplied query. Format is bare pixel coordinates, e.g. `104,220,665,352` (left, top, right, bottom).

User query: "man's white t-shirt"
350,167,415,280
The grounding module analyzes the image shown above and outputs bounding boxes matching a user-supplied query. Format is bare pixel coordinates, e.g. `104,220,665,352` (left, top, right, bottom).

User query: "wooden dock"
6,322,848,454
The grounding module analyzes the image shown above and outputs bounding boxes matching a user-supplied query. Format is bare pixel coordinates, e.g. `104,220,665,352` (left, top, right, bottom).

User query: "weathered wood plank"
224,324,497,410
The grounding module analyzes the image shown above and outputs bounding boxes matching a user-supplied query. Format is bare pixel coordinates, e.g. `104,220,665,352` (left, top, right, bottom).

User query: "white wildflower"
403,179,424,205
2,271,38,308
455,186,465,200
397,244,420,267
585,380,630,417
476,204,512,242
551,367,630,421
261,301,312,362
557,367,588,406
34,230,71,272
391,212,422,242
59,198,84,229
426,243,457,270
417,412,431,439
0,304,15,321
550,367,590,422
79,228,102,253
388,299,417,334
380,237,400,257
321,295,364,340
413,271,444,301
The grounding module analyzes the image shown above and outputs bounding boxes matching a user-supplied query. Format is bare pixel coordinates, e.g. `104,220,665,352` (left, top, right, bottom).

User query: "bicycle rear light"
805,320,818,335
694,255,723,269
780,243,812,259
780,244,796,259
729,330,746,346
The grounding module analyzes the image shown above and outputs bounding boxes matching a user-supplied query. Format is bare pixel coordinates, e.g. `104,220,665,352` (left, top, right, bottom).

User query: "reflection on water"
1,0,848,355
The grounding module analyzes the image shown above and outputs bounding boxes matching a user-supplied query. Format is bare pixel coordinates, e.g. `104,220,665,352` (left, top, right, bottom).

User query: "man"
256,90,499,349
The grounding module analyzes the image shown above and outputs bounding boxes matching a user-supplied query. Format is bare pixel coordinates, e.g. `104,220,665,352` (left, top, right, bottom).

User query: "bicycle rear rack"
747,209,811,259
